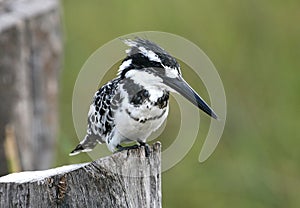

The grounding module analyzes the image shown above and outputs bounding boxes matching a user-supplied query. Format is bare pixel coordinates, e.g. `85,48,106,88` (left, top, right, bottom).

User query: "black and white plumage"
70,38,217,156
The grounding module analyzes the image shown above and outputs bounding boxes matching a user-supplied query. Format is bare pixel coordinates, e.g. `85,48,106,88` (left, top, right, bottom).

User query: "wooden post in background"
0,0,62,175
0,143,162,208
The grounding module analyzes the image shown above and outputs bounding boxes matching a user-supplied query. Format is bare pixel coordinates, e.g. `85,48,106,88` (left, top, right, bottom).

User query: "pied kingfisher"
70,38,217,157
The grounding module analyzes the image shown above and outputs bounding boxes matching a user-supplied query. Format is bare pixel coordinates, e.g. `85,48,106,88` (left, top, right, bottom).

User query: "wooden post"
0,0,62,174
0,143,162,208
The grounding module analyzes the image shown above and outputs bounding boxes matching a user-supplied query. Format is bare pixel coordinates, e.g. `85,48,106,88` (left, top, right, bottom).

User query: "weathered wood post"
0,0,62,174
0,143,162,208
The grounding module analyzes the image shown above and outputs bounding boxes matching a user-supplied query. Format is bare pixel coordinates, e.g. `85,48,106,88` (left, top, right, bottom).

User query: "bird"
70,37,218,157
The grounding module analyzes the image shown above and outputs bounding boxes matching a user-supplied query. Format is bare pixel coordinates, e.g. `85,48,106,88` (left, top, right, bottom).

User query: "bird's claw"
139,142,150,157
116,142,150,157
116,144,139,152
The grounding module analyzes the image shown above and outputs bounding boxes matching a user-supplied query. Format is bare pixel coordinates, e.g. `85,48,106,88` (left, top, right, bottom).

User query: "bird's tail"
69,135,99,156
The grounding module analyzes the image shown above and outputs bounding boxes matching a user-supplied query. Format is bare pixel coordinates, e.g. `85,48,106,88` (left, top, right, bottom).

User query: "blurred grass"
58,0,300,207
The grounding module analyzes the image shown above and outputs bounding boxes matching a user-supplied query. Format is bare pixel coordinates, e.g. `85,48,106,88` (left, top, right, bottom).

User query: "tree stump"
0,0,62,174
0,143,162,208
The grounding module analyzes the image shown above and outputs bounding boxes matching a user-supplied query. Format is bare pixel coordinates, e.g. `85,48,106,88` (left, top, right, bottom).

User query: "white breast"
114,94,169,143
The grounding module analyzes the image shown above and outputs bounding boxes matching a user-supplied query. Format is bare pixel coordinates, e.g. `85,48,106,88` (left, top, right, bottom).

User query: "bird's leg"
138,141,150,157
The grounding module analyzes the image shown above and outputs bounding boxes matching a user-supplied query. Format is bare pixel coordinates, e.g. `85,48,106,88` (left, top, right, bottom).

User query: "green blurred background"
58,0,300,207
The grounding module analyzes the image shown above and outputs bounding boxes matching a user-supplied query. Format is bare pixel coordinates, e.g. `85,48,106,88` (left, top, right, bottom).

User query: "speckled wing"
69,78,121,155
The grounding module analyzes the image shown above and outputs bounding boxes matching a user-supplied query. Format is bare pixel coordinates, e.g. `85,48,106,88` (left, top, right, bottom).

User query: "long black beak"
163,76,218,119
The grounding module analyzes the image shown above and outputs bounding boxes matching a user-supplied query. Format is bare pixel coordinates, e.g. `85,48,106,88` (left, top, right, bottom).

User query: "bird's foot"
116,142,150,157
138,142,150,157
116,144,139,152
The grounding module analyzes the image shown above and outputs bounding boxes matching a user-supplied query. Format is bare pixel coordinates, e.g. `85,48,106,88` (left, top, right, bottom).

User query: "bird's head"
118,38,218,119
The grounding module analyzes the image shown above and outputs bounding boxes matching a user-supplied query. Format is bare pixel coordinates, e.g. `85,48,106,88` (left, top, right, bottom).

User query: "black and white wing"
69,78,121,155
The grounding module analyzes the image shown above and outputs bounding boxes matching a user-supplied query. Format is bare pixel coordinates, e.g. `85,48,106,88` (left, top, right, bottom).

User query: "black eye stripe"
119,39,180,79
120,53,163,78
